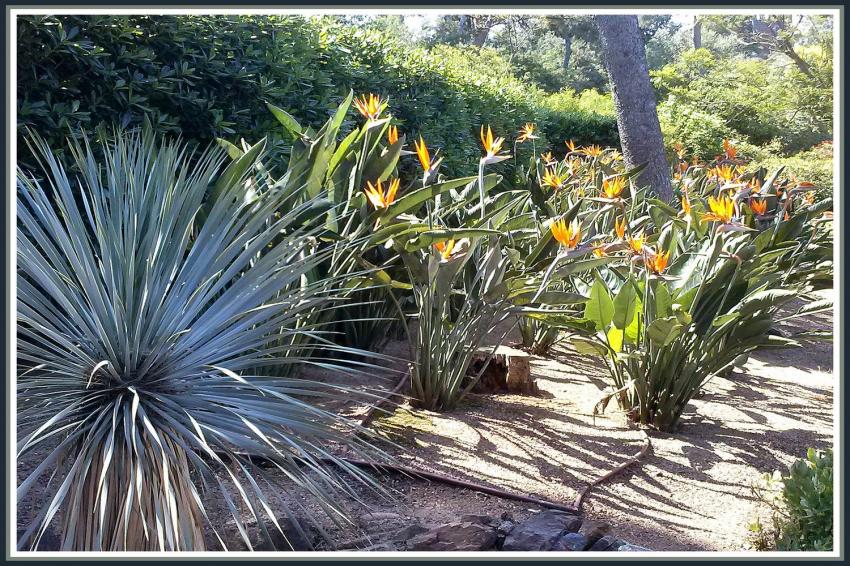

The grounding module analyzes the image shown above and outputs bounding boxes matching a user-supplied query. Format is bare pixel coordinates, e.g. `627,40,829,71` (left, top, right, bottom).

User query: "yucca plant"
16,130,392,551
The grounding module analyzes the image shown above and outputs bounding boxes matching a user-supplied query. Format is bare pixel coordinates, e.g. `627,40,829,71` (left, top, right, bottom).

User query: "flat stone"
501,510,582,551
617,543,651,551
578,520,612,546
588,534,620,551
461,513,496,525
405,521,498,551
550,532,589,551
392,523,429,542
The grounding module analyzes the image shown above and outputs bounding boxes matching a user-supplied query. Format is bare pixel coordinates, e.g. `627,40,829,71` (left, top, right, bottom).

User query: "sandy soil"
343,289,834,551
17,290,834,552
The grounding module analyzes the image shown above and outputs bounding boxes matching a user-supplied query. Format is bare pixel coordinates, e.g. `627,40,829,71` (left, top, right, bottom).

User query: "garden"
15,12,835,554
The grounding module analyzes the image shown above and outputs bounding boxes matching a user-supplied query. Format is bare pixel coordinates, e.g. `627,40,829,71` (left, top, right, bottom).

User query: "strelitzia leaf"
646,316,684,346
584,275,615,333
266,102,303,137
572,336,610,356
612,278,640,331
379,175,484,220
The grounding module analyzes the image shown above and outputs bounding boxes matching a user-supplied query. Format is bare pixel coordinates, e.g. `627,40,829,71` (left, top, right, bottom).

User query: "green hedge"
17,15,619,178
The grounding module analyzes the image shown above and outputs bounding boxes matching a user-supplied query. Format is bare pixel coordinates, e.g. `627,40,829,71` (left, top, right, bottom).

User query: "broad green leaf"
572,336,609,356
737,289,798,315
654,281,672,318
215,138,243,160
583,276,614,332
380,176,492,220
712,312,740,327
553,256,616,278
624,294,643,343
612,278,639,330
401,228,500,252
509,290,587,306
646,317,684,346
362,136,404,183
607,327,624,353
266,102,303,136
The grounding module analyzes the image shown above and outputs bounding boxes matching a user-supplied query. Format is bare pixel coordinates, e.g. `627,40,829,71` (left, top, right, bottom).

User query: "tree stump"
468,346,537,395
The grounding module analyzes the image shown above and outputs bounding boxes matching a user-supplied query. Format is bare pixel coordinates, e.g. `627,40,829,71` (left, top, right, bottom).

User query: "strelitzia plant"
16,130,392,551
568,212,818,431
401,236,515,412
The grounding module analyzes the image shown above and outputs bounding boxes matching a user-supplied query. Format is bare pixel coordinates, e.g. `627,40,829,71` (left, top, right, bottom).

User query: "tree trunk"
693,18,702,49
595,15,672,201
471,26,490,47
562,34,573,69
459,15,471,36
781,40,818,81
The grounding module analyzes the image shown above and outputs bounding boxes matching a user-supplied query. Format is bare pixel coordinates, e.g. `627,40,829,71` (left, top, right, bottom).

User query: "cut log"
468,346,537,395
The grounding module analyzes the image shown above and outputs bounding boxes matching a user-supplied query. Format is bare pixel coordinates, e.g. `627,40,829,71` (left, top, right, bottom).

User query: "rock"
500,511,514,521
550,532,589,551
617,543,651,551
588,534,620,551
358,511,406,532
461,513,496,526
405,521,498,551
578,520,612,546
495,520,516,550
392,523,429,542
501,510,582,551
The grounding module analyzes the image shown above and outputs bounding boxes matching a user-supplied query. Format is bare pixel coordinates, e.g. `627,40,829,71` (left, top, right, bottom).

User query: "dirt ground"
17,290,834,552
320,289,835,551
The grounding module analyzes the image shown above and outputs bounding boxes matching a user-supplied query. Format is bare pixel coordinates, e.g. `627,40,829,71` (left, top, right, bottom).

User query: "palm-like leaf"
16,131,391,551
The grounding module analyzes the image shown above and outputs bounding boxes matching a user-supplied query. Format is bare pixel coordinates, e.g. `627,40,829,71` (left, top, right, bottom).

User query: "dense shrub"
746,142,834,201
653,48,832,158
752,449,833,551
16,14,617,178
777,449,834,550
658,101,733,159
16,15,334,165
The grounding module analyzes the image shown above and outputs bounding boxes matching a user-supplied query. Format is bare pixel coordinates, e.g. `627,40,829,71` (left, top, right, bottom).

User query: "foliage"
776,448,834,550
16,15,337,167
16,129,391,551
751,448,833,551
17,14,617,181
653,48,832,158
222,91,412,355
516,137,833,431
746,142,834,203
252,94,540,410
404,238,515,411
